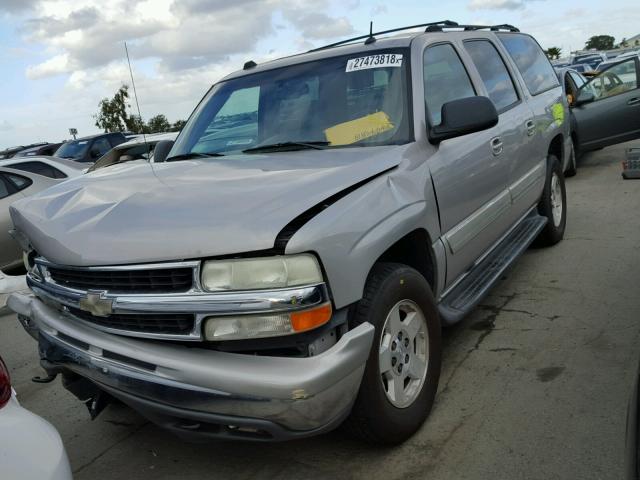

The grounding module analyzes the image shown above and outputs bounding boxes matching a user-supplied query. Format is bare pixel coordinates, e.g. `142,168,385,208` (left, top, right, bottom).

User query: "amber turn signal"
290,303,333,333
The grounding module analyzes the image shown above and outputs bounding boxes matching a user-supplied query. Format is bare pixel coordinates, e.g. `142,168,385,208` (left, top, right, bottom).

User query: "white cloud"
468,0,538,10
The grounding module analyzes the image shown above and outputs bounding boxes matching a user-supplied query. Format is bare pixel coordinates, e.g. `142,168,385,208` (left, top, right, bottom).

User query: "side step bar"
438,213,547,326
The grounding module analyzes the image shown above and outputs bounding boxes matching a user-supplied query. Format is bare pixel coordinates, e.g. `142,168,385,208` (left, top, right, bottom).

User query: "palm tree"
544,47,562,60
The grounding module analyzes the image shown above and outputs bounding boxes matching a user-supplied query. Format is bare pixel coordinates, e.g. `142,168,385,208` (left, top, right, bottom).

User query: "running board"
438,214,547,326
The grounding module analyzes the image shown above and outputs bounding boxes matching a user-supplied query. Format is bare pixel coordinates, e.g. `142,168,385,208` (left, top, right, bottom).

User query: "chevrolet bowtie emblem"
78,291,113,317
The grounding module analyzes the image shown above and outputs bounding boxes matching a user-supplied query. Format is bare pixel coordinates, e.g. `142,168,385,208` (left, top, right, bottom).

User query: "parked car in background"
14,142,64,158
0,167,74,271
568,64,592,74
0,143,49,160
0,156,86,179
568,54,640,160
0,354,72,480
53,132,127,163
87,131,179,172
572,52,607,70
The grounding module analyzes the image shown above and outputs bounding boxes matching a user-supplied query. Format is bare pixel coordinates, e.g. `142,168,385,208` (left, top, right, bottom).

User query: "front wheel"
535,155,567,246
345,263,441,444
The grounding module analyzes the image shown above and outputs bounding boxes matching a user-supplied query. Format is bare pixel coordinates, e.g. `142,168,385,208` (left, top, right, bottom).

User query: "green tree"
94,84,132,133
544,47,562,60
585,35,615,50
146,114,171,133
171,119,187,132
126,115,146,134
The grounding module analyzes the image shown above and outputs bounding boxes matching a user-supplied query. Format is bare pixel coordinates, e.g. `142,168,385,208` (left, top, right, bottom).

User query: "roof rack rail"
427,23,519,32
308,20,459,52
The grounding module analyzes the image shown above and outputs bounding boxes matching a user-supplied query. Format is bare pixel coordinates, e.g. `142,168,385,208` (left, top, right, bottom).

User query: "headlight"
203,303,332,341
201,254,323,291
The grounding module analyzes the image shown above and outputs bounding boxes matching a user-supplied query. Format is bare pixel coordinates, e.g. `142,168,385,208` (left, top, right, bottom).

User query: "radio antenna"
124,42,148,152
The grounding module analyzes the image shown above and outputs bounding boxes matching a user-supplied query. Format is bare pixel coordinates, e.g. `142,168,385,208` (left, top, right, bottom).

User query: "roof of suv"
222,21,521,82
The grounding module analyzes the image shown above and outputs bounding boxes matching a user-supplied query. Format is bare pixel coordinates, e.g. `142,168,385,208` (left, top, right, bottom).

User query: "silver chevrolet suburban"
7,22,611,444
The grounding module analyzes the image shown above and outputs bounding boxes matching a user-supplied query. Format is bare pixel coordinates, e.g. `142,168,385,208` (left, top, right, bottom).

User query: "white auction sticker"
346,54,403,72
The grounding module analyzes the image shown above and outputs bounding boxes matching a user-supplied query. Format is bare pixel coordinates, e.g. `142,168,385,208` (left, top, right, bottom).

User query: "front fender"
285,160,440,309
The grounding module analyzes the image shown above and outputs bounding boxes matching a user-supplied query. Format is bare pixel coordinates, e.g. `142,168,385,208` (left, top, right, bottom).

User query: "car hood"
10,146,406,266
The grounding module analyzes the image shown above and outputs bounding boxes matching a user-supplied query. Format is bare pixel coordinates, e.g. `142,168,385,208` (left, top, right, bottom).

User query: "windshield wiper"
165,152,225,162
243,141,329,153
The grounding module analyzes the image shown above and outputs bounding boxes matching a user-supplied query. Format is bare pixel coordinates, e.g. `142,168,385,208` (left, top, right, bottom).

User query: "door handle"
525,120,536,136
491,137,503,156
628,98,640,106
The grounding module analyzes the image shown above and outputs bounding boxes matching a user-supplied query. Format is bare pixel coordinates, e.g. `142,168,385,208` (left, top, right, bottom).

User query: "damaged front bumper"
9,292,374,441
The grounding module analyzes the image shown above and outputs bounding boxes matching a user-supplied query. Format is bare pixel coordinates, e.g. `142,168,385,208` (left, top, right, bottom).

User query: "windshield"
55,140,89,159
171,49,411,157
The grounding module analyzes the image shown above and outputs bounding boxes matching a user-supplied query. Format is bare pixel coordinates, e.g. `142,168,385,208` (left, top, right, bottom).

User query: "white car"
0,355,72,480
0,156,86,179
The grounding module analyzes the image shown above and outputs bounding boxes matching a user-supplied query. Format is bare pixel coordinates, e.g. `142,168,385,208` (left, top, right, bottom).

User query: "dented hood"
10,147,404,266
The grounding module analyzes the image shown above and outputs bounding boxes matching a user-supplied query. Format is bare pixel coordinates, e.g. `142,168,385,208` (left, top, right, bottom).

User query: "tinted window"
0,176,10,199
464,40,518,111
498,34,559,95
55,140,89,160
6,161,67,179
92,138,112,157
5,173,32,191
423,44,476,125
569,72,586,88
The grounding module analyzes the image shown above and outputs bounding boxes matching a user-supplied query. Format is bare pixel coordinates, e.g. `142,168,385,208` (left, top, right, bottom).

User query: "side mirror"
575,91,595,106
152,140,174,163
429,96,498,144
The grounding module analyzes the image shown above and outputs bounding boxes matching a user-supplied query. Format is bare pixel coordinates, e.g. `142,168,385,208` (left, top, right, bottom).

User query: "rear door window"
464,40,519,112
423,43,476,126
6,161,67,179
5,173,32,191
92,138,112,157
498,33,559,95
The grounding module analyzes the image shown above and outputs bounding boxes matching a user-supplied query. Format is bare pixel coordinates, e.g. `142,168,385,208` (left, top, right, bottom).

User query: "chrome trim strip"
29,257,329,341
509,159,545,203
443,189,511,254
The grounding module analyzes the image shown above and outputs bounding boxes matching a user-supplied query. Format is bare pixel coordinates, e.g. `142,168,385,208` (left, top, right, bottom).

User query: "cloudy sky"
0,0,638,149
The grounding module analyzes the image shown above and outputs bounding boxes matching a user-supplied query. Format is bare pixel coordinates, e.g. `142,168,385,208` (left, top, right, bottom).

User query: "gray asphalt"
1,141,639,480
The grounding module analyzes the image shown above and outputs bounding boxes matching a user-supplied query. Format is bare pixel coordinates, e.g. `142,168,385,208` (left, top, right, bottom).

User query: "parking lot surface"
1,142,639,480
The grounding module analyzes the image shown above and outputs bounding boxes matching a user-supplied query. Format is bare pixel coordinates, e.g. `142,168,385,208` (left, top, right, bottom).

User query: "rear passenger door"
424,42,512,285
498,33,562,219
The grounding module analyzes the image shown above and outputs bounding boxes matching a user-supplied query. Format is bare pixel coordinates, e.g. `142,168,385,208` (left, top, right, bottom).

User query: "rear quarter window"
498,33,559,95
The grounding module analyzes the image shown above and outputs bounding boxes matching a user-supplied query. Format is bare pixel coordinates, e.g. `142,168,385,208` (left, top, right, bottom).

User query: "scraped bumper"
9,292,374,441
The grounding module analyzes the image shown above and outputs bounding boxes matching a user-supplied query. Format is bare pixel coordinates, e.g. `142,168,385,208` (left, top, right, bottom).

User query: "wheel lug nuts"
397,332,403,340
397,364,403,373
391,357,397,366
391,341,397,350
404,338,409,347
405,354,409,363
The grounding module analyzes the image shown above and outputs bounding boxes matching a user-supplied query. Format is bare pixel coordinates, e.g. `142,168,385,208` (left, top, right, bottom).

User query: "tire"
535,155,567,247
564,139,577,178
345,262,441,445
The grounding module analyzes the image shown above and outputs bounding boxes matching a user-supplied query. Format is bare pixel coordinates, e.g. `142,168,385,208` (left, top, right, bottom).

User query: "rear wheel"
535,155,566,246
345,263,441,445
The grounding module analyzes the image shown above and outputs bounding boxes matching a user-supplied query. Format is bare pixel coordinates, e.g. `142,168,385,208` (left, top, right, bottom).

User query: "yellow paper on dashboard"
324,111,394,146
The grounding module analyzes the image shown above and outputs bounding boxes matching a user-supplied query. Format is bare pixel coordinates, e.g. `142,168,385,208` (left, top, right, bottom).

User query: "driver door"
572,56,640,151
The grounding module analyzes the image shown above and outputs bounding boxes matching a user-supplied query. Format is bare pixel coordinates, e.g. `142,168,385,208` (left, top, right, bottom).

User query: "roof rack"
308,20,459,52
425,23,519,32
308,21,519,52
